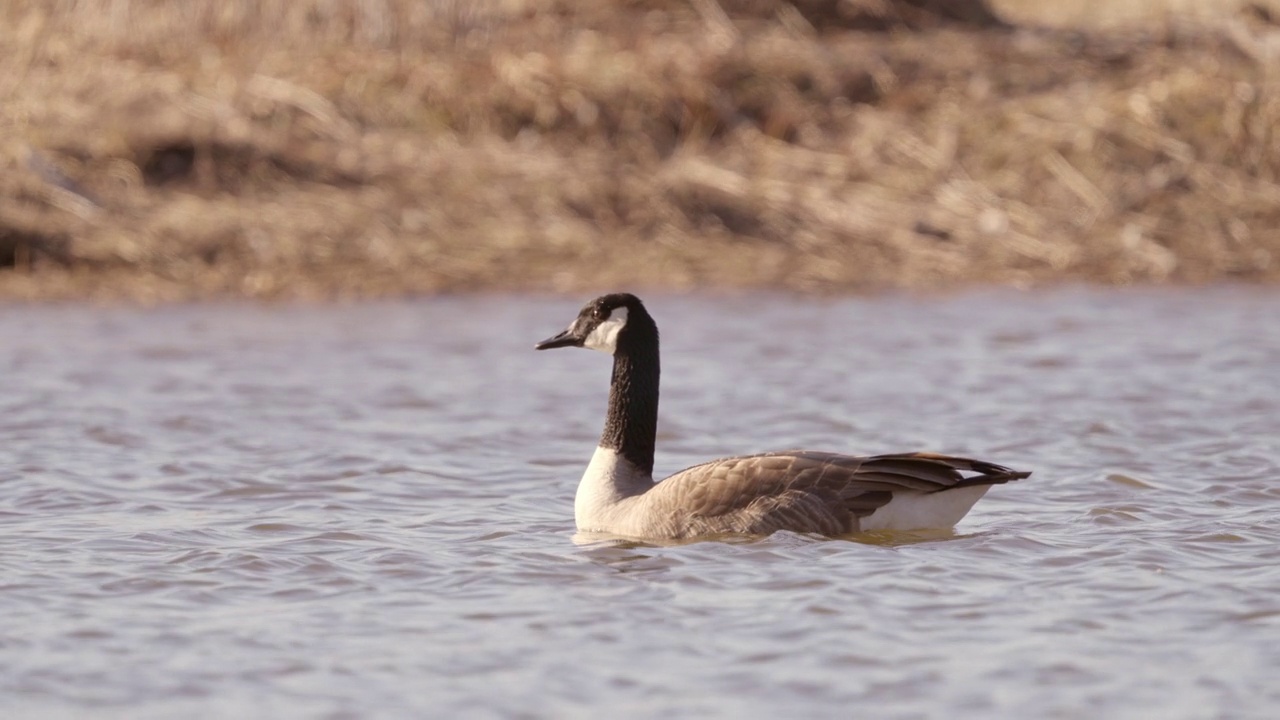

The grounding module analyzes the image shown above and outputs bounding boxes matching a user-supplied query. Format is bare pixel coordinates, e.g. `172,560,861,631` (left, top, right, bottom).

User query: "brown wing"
645,451,1030,537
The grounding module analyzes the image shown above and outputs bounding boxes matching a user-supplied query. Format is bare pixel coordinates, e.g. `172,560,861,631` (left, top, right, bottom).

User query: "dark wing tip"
873,452,1032,490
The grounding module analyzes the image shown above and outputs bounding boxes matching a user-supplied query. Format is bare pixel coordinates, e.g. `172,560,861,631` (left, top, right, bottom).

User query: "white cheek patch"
583,307,628,354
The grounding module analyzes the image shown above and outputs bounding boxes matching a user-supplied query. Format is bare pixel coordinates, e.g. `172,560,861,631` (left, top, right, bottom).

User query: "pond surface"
2,288,1278,719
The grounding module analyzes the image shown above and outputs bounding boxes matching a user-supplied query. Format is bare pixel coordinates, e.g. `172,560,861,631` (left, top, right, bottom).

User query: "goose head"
535,293,651,356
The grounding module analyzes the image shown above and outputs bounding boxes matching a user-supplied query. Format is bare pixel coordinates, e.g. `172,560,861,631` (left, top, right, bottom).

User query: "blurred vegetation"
2,0,1280,300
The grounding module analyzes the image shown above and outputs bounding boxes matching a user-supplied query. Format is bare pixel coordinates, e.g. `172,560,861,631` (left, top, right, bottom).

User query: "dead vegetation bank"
2,0,1279,300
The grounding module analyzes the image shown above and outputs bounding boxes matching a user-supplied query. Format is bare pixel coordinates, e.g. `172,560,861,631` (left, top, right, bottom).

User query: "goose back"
624,451,1028,538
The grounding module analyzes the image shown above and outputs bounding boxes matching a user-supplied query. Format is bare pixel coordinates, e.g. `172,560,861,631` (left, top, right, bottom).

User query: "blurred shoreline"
3,0,1279,302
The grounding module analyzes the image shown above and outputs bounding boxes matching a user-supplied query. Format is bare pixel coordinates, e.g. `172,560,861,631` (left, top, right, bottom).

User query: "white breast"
574,445,652,532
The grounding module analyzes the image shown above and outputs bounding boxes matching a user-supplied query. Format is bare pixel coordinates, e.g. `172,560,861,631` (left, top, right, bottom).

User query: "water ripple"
0,288,1277,717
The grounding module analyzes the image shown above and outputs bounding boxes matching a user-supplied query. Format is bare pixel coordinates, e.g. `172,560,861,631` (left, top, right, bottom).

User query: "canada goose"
536,293,1030,540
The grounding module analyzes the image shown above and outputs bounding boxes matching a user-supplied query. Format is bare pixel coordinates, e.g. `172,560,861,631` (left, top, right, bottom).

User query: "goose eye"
593,307,606,320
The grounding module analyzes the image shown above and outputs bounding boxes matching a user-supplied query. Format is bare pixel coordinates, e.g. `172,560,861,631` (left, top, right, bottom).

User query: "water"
2,288,1278,719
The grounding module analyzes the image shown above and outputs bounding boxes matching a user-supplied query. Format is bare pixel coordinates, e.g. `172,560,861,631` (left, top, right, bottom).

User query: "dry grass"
3,0,1280,300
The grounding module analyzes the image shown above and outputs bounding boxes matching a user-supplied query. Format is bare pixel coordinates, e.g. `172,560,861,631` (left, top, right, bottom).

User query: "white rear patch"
583,307,628,354
859,485,991,532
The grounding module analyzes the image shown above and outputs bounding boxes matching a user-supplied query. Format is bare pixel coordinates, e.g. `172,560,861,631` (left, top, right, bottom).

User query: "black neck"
601,314,660,476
